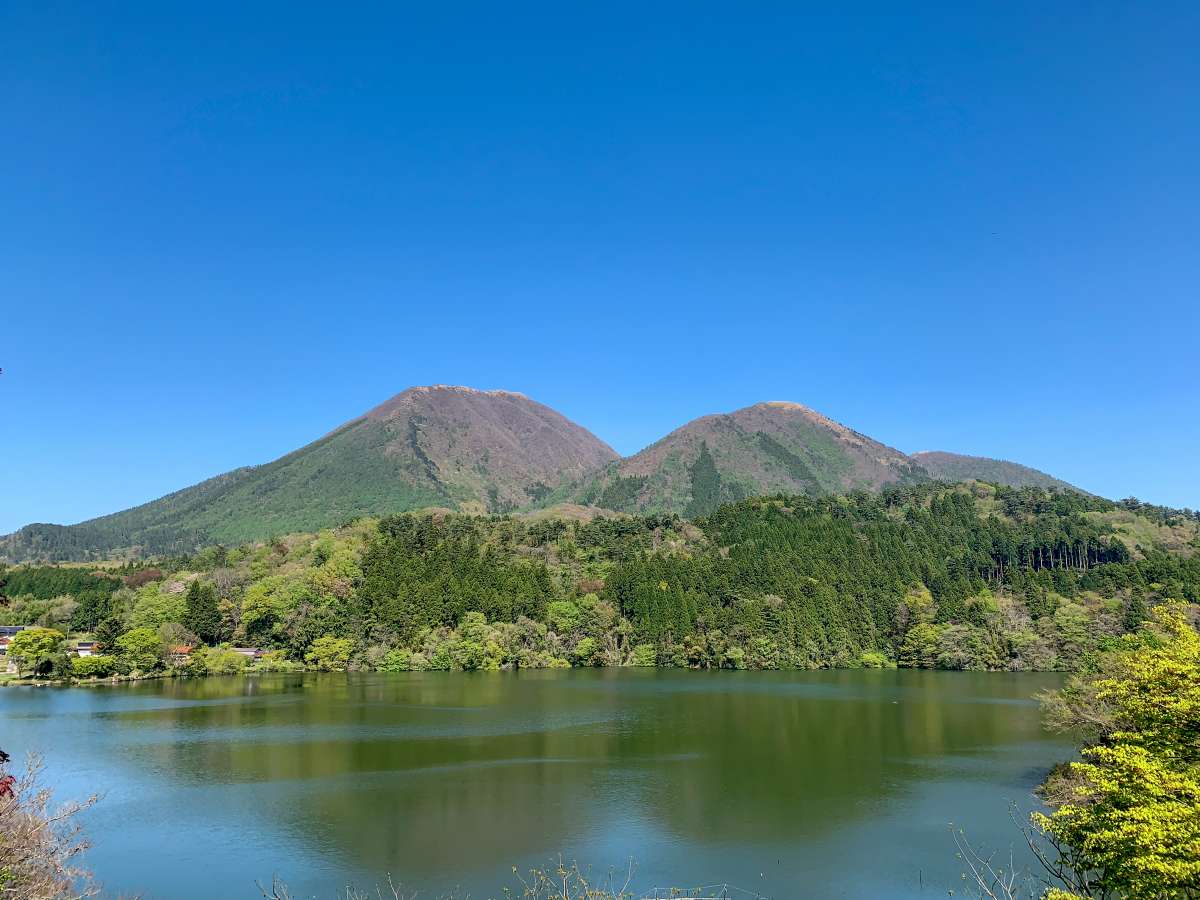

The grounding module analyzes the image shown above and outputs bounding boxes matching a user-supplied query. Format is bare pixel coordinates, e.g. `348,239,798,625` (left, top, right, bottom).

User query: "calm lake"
0,669,1069,899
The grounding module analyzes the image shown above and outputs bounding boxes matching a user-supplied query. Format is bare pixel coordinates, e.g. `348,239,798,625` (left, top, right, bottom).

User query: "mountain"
2,388,1095,563
563,401,929,516
911,451,1082,493
1,386,617,560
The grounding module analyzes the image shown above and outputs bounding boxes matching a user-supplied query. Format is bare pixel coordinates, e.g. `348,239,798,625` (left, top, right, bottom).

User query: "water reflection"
1,670,1067,899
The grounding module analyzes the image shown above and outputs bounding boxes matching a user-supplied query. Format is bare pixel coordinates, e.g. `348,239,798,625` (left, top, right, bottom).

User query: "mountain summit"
1,386,617,559
566,401,928,516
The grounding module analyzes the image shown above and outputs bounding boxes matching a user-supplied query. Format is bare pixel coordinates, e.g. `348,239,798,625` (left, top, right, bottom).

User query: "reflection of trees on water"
91,671,1062,877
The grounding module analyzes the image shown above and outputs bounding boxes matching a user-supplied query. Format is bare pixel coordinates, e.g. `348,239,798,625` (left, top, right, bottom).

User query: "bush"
546,600,581,634
201,648,249,675
256,650,302,673
0,755,97,897
452,639,486,671
858,650,891,668
630,643,658,667
378,649,415,672
305,635,353,671
6,627,67,676
573,636,599,665
114,626,163,673
70,655,116,678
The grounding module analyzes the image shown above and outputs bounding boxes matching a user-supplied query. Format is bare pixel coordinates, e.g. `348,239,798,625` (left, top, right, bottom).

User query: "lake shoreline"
0,660,1074,688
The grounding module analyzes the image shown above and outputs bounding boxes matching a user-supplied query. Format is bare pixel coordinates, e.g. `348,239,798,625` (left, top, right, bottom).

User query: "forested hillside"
5,483,1197,677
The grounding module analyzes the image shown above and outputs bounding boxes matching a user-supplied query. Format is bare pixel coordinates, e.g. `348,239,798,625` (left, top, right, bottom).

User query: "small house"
231,647,264,660
74,641,98,658
168,646,194,665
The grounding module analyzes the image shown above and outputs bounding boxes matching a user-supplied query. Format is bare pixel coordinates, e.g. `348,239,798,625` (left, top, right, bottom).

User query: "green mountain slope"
1,386,618,561
564,401,929,516
911,451,1083,493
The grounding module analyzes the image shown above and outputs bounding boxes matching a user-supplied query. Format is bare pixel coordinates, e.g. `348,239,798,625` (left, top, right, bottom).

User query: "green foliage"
5,483,1196,678
128,582,187,630
596,475,648,511
255,650,302,673
546,600,581,634
378,648,415,672
0,594,78,630
7,627,66,675
115,626,163,673
0,566,121,632
70,654,116,678
305,635,353,671
631,643,658,666
198,647,249,675
573,636,599,664
684,442,723,518
1034,606,1200,897
356,515,553,641
182,580,222,644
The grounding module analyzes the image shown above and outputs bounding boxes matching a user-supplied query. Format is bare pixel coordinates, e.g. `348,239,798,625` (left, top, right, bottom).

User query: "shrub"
256,650,302,673
305,635,353,671
573,636,599,665
201,648,250,675
0,755,97,897
452,640,486,671
114,627,163,673
546,600,581,634
630,643,658,667
6,627,67,676
378,649,414,672
70,655,116,679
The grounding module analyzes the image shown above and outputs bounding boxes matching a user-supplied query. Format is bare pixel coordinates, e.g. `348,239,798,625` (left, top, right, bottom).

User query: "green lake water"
0,669,1069,898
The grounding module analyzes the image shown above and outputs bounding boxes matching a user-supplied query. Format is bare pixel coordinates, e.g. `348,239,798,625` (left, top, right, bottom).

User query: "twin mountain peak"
1,385,1077,560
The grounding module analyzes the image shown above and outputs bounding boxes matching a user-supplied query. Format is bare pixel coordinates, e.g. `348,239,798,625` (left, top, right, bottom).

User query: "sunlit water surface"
0,669,1069,899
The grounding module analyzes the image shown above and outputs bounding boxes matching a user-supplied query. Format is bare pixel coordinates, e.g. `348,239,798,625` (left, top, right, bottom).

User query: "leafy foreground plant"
0,752,98,900
954,603,1200,899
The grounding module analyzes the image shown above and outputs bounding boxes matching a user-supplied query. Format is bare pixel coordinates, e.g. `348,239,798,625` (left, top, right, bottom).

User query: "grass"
1086,509,1198,556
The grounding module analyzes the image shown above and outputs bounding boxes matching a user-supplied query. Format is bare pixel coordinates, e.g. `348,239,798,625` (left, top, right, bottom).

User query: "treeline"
2,483,1198,677
0,566,124,633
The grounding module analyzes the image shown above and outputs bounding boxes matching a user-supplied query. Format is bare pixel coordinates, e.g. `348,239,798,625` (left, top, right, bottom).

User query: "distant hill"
1,386,617,560
911,451,1082,493
564,401,928,516
3,388,1102,562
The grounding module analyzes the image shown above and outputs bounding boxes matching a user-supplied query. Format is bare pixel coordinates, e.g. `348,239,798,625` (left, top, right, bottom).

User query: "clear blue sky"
2,2,1197,533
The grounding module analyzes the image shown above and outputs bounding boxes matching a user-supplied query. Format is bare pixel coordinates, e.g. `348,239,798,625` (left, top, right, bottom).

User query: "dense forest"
2,482,1198,678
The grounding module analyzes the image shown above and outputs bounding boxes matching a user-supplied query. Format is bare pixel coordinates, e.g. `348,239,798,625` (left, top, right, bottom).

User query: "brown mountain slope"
911,451,1083,493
